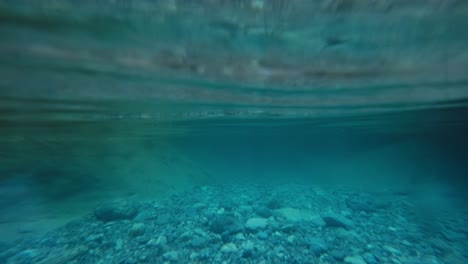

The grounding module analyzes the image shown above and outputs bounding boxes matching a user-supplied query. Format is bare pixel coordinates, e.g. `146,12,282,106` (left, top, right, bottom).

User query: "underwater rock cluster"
0,184,467,263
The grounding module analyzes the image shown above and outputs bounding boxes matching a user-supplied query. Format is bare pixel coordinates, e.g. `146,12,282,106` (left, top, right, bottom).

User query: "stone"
363,253,378,264
257,231,268,240
442,230,466,241
156,236,167,246
308,238,328,256
193,203,206,211
125,257,137,264
85,233,103,243
245,217,268,231
221,243,238,253
191,236,208,248
242,241,255,258
210,215,243,235
163,251,179,262
36,246,88,264
8,249,39,264
331,249,346,260
234,233,245,241
344,255,366,264
115,239,123,250
94,200,138,222
134,210,158,222
347,198,376,213
273,208,325,226
400,256,443,264
384,245,401,255
255,207,272,218
156,213,171,225
129,223,145,237
279,224,295,234
323,213,354,228
266,198,282,209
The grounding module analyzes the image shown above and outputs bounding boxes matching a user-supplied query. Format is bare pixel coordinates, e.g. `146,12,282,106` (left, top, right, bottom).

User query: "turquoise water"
0,1,467,263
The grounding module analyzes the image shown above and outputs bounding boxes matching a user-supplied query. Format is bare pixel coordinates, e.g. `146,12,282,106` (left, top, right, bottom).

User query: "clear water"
1,1,467,263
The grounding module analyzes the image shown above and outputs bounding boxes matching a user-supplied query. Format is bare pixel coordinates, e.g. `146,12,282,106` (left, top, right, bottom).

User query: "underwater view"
1,0,468,263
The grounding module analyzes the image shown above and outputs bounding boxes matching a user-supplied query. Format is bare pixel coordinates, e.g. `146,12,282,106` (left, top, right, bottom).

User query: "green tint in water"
0,0,467,254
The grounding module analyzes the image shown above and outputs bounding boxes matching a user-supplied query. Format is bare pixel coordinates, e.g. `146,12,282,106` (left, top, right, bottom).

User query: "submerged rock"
344,255,366,264
308,238,328,256
245,217,268,231
94,200,138,222
221,243,238,253
129,223,145,237
155,213,171,225
255,206,273,218
191,236,209,248
323,213,354,228
210,215,243,234
8,249,39,264
331,249,347,260
273,207,325,226
162,251,179,262
347,197,391,213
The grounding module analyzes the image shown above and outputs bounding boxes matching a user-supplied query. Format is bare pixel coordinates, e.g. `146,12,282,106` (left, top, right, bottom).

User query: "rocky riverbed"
1,184,467,264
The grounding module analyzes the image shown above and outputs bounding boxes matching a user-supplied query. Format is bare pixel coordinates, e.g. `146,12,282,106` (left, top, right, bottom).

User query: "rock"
384,245,401,255
191,236,208,248
430,239,451,255
129,223,145,237
238,205,254,216
156,236,167,247
274,246,286,258
344,255,366,264
336,229,363,242
147,235,167,252
94,200,138,222
134,210,158,222
156,213,171,225
308,238,328,256
442,230,466,241
255,207,272,218
163,251,179,262
400,256,443,264
330,249,346,260
193,203,206,211
245,217,268,231
221,243,238,253
281,224,296,233
85,233,103,243
363,253,378,264
36,246,88,264
347,198,376,213
179,231,193,241
323,213,354,228
210,215,243,235
115,239,123,250
234,233,245,241
402,240,413,247
266,198,282,209
242,241,255,258
257,231,268,240
125,257,137,264
273,208,325,226
8,249,39,264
